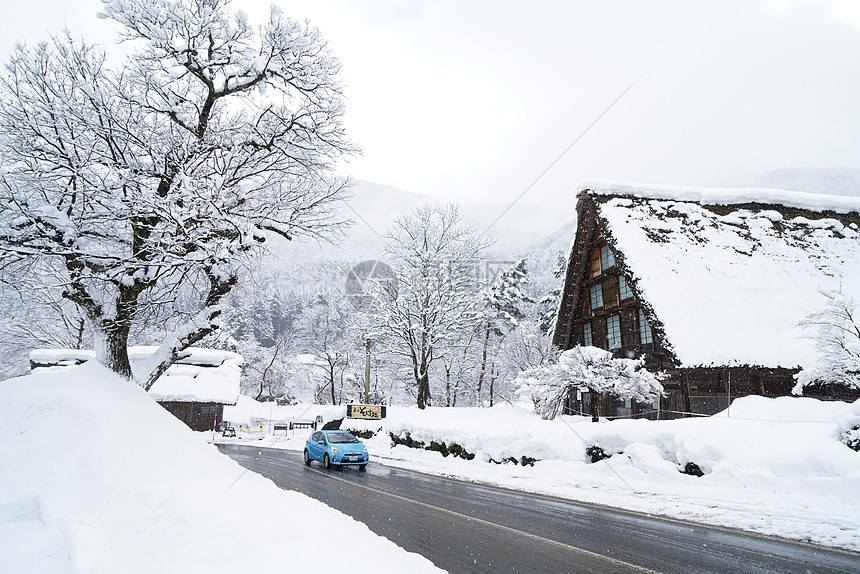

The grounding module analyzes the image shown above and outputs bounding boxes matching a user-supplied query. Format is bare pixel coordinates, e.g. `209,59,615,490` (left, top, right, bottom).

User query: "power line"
481,79,638,238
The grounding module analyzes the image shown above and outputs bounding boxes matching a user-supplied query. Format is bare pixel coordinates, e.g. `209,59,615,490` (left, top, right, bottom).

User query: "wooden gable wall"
553,191,664,365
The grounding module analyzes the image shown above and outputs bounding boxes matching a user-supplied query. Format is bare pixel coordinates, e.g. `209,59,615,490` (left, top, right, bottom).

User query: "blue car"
304,430,369,469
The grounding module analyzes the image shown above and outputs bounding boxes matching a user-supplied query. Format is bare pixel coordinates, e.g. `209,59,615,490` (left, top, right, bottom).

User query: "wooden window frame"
607,314,622,349
590,283,604,311
639,309,653,344
619,276,633,301
600,245,615,270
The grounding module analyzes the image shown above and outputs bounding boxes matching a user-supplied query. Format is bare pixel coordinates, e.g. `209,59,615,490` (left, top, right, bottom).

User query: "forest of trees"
0,191,571,408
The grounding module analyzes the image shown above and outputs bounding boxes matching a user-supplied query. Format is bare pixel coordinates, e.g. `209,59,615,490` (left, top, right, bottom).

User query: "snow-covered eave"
577,179,860,215
151,394,239,405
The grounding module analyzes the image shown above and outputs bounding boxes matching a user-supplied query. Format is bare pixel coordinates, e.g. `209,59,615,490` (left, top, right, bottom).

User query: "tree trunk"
73,318,86,350
416,349,431,409
97,323,133,380
417,369,430,409
445,365,452,407
329,359,336,405
415,332,432,409
590,389,600,423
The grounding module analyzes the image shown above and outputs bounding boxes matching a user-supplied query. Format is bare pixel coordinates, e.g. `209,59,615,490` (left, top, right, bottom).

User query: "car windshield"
326,432,359,444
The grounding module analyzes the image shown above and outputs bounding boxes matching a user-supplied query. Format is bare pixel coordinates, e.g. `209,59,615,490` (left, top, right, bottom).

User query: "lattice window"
639,309,653,344
607,314,622,349
600,245,615,270
619,276,633,300
583,322,593,346
590,284,604,310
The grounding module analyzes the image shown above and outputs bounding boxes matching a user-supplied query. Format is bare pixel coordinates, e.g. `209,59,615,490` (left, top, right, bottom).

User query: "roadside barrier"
238,424,265,439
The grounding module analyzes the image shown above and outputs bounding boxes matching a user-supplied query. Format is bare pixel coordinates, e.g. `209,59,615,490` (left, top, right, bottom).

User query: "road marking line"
291,455,663,574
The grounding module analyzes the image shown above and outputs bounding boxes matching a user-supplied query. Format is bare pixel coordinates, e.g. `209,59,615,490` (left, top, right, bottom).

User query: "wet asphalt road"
217,444,859,574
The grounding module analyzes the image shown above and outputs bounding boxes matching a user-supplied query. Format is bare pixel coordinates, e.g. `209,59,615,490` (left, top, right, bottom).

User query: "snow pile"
130,346,244,404
29,347,244,404
223,397,860,551
581,183,860,367
224,394,347,427
0,364,443,574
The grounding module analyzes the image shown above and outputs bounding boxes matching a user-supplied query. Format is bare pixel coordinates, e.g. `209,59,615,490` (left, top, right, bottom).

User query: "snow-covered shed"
30,346,242,431
552,180,860,418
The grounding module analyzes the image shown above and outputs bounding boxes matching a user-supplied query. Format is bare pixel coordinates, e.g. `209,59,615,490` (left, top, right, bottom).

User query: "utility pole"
364,337,371,403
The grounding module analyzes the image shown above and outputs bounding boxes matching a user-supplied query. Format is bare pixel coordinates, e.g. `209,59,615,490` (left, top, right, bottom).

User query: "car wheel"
323,453,331,469
304,449,311,466
359,464,367,471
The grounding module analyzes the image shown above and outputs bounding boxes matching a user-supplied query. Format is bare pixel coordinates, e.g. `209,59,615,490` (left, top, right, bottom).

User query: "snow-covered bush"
586,445,612,463
794,290,860,394
515,346,664,420
835,400,860,452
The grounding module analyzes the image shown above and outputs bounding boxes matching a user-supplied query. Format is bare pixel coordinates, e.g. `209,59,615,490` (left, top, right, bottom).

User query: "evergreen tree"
478,259,533,404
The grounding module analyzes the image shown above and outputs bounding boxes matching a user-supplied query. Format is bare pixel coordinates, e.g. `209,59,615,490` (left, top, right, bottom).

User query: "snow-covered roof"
578,181,860,368
29,346,242,404
29,348,96,366
579,179,860,214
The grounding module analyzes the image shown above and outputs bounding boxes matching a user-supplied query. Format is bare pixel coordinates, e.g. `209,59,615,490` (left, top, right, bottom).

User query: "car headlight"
362,446,368,452
330,447,341,453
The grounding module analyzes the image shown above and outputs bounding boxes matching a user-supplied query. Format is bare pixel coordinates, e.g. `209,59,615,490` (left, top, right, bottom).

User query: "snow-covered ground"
0,364,443,574
3,363,859,574
223,394,860,552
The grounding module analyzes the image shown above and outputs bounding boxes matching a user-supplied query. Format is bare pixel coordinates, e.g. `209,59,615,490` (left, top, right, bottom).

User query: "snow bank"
221,397,860,551
29,346,244,404
224,394,347,426
0,364,443,574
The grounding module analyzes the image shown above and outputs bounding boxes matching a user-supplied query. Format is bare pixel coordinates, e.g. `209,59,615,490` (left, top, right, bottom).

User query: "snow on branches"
0,0,354,385
794,290,860,394
367,204,492,409
516,346,664,420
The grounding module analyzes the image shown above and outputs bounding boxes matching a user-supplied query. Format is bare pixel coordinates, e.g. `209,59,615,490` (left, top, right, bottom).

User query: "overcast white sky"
2,0,859,209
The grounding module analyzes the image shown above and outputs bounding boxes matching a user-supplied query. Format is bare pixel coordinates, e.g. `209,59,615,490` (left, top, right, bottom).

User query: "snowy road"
218,444,859,574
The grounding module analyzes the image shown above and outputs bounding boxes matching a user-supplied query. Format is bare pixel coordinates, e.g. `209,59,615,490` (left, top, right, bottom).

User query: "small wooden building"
30,346,242,431
140,347,242,431
552,182,860,419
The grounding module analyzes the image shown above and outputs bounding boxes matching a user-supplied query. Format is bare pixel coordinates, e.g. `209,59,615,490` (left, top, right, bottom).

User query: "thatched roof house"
553,180,860,418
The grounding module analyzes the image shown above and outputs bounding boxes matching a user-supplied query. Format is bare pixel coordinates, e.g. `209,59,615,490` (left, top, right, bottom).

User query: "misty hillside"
276,180,575,262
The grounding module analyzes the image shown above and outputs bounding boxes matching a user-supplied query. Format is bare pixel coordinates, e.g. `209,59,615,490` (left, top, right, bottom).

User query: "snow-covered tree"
295,292,358,405
439,327,481,407
477,259,533,404
537,250,567,334
794,290,860,394
516,346,664,421
368,204,490,409
0,260,93,377
500,321,558,374
0,1,354,387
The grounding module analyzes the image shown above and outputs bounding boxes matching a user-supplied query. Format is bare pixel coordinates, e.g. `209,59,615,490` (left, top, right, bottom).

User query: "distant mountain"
713,167,860,197
277,180,575,262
